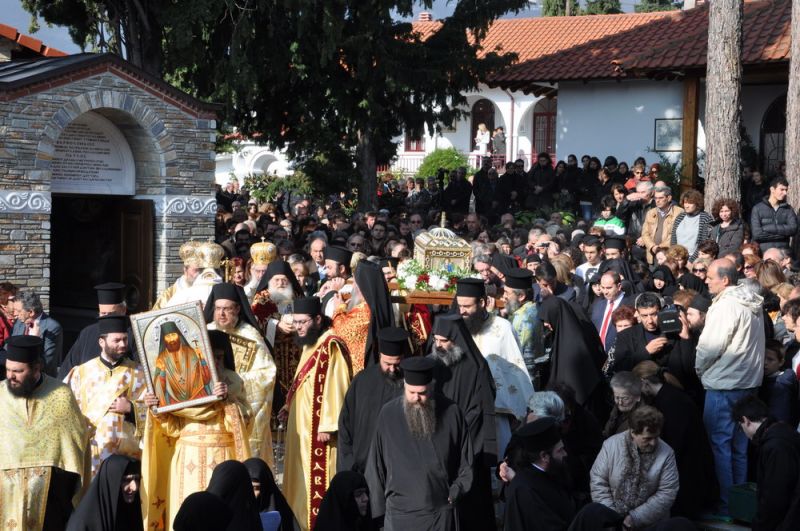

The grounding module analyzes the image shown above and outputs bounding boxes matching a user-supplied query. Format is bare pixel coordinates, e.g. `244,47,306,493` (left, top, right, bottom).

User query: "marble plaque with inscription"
52,112,136,195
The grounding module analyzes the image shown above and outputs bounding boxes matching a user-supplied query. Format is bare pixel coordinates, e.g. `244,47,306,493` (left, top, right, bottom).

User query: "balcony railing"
379,152,533,176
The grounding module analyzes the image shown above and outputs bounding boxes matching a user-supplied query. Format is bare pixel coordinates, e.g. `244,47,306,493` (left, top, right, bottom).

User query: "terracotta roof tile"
0,22,67,58
413,0,789,89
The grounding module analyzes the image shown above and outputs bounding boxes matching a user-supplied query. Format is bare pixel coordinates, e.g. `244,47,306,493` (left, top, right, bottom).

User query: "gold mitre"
197,241,225,269
250,238,277,266
179,241,202,267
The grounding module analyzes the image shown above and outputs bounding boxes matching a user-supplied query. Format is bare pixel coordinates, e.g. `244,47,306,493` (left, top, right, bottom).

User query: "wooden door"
118,199,154,313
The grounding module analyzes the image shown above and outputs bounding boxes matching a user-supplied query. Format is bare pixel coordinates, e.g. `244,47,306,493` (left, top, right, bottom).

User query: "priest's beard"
463,309,489,335
403,397,436,440
381,368,403,387
429,343,465,367
346,289,363,312
7,372,38,398
294,323,322,347
269,285,294,305
245,276,259,293
543,455,572,489
505,298,521,315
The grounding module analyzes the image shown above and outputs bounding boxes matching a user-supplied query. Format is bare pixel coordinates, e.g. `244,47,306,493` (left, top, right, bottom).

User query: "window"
532,97,557,163
404,133,425,152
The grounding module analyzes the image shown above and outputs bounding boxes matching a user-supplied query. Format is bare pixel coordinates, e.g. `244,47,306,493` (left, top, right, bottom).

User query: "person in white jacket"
695,258,765,517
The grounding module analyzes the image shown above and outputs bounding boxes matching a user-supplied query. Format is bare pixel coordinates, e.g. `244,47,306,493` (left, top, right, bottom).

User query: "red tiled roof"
413,0,790,91
0,23,67,58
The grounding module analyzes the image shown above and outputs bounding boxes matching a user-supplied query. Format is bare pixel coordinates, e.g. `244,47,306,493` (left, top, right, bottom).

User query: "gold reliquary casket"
413,214,472,271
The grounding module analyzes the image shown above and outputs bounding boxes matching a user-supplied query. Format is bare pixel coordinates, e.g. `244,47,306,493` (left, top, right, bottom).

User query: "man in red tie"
590,272,630,351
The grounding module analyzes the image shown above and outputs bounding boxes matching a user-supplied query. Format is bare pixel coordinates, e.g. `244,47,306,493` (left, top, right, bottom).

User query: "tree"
635,0,680,12
541,0,579,16
26,1,527,211
22,0,167,76
584,0,622,15
787,0,800,208
704,0,744,204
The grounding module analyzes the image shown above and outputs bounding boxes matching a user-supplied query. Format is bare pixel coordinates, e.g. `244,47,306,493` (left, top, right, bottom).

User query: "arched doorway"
470,98,495,152
760,94,786,176
532,97,557,163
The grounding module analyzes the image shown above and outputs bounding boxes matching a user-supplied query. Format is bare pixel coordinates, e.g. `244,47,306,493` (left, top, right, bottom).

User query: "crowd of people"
2,152,800,531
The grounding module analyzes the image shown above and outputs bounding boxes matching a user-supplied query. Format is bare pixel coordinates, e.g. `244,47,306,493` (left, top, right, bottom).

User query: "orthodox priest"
244,239,277,301
366,357,474,531
282,297,351,531
251,260,305,406
205,282,277,466
152,241,202,310
332,260,394,372
64,315,148,476
141,331,251,531
171,241,225,308
0,335,89,530
58,282,133,380
428,314,497,530
317,246,353,318
455,278,534,456
337,326,408,474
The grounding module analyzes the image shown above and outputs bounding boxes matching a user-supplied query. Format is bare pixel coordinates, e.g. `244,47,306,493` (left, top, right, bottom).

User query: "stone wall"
0,63,217,308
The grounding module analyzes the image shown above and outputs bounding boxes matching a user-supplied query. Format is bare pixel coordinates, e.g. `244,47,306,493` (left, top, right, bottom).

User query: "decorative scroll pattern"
0,191,52,213
135,195,216,217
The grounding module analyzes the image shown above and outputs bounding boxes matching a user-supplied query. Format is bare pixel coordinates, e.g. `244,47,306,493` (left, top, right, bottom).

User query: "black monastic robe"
366,395,473,531
337,364,403,474
504,466,578,531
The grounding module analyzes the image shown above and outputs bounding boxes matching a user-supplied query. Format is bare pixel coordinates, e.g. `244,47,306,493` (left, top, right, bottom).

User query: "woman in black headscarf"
173,492,232,531
646,265,678,297
66,455,142,531
244,457,300,531
206,460,262,531
538,297,608,420
314,471,375,531
677,271,709,297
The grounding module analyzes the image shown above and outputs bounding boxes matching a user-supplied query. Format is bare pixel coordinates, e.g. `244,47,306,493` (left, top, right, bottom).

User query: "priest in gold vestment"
141,330,252,531
64,315,148,477
0,336,89,531
281,297,351,531
152,241,202,310
205,282,277,466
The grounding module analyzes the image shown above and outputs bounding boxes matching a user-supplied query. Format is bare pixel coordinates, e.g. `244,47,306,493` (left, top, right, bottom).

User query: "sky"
7,0,639,56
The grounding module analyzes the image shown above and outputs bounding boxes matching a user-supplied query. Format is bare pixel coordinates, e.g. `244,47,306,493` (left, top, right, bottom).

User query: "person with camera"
610,293,678,374
695,258,765,519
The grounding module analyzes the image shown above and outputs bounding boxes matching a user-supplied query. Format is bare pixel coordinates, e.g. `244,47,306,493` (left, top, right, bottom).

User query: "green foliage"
635,0,681,12
243,171,314,204
584,0,622,14
541,0,579,16
415,148,470,180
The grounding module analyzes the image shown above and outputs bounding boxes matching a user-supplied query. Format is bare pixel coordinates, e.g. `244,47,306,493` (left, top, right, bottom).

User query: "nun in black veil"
314,471,376,531
538,297,609,422
66,455,142,531
244,457,300,531
205,460,263,531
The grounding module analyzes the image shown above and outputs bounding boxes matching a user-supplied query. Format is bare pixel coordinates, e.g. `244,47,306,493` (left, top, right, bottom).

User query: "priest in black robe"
428,314,497,530
57,283,133,380
366,357,473,531
504,417,580,531
337,327,408,474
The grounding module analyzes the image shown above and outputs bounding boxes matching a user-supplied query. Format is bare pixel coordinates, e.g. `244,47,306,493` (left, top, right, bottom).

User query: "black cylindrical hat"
98,315,128,335
456,278,486,298
377,327,410,357
95,282,126,305
400,356,436,386
293,297,322,317
4,336,44,364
